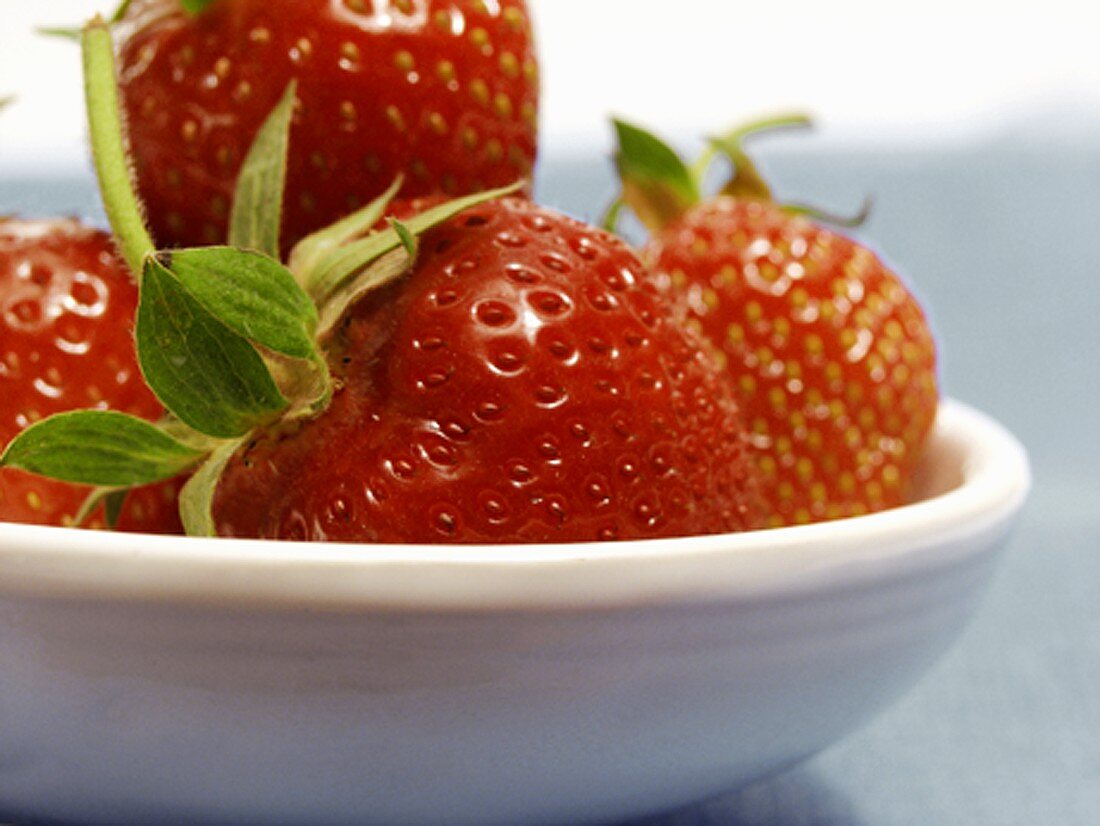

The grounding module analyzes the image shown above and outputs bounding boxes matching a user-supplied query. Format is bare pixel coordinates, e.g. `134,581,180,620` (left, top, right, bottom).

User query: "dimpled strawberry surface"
213,199,760,542
0,219,182,531
647,197,938,525
116,0,539,251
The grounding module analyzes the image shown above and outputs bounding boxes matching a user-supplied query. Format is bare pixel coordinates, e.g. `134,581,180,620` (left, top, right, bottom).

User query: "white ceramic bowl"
0,398,1028,825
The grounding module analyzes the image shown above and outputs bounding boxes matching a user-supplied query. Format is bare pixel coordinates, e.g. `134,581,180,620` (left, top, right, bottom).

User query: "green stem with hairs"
82,16,155,278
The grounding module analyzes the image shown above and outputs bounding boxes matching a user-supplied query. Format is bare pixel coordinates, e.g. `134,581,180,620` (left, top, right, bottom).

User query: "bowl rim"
0,398,1030,612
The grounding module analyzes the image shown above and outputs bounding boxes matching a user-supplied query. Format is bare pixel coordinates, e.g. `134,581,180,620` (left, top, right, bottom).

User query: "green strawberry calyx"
606,113,870,233
0,16,523,536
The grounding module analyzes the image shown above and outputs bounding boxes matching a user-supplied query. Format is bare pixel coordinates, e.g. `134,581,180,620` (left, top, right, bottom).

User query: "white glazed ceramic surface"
0,398,1028,825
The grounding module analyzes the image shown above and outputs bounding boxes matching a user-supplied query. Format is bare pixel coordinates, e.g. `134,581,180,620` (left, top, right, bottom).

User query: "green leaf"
103,489,128,527
74,488,114,527
612,118,699,232
288,175,404,282
0,411,203,487
389,218,418,257
158,413,226,454
160,247,318,360
0,95,13,112
314,218,421,339
179,437,246,537
74,487,132,527
138,257,288,438
307,180,525,302
74,487,130,528
229,80,297,258
316,247,415,340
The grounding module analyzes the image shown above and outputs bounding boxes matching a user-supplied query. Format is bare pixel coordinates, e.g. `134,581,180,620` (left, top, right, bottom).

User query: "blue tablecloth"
2,129,1097,824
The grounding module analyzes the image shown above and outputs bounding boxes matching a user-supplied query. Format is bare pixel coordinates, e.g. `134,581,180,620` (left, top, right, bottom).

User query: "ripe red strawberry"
612,118,939,526
0,218,183,531
114,0,539,250
213,198,759,542
4,29,757,544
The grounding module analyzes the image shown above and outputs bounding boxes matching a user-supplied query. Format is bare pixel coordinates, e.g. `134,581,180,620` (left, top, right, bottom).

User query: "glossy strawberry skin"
0,219,183,532
645,198,938,526
213,199,759,543
116,0,539,251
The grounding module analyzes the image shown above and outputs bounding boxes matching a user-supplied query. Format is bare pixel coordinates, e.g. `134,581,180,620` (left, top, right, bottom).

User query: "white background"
2,0,1100,172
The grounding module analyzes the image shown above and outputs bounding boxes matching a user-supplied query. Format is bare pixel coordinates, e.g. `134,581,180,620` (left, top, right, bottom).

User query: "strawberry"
610,117,939,526
0,218,183,531
113,0,539,251
0,20,757,543
212,196,759,542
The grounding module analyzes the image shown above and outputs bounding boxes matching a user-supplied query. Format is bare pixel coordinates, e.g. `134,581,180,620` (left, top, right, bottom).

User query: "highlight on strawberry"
107,0,539,252
609,115,939,527
1,18,761,543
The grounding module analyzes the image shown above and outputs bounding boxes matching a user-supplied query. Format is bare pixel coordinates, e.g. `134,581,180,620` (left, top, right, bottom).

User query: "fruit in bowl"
114,0,539,251
0,7,1031,826
609,116,939,527
3,19,949,544
0,218,183,532
212,193,760,542
4,21,760,543
0,398,1029,825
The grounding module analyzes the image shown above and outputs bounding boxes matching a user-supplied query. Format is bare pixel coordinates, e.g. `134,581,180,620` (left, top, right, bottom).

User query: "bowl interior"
911,418,967,504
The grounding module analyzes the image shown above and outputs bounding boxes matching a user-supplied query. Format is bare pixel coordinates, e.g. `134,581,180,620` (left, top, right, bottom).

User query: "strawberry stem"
82,16,155,277
707,114,873,227
688,144,717,191
229,80,298,258
783,196,873,229
708,112,812,201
